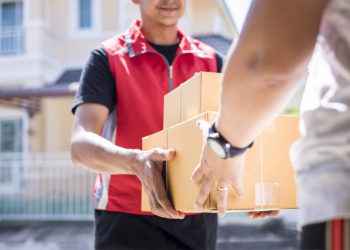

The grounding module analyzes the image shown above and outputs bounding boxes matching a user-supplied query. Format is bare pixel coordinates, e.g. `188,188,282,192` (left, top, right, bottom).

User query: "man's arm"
191,0,327,218
71,103,185,219
71,103,135,174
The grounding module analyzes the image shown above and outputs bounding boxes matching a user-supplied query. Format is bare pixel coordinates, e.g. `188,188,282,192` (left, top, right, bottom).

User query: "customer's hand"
131,148,185,220
191,120,246,217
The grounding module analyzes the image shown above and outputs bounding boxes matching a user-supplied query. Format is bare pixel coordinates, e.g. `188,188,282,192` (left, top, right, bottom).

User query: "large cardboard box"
142,112,300,213
163,72,221,129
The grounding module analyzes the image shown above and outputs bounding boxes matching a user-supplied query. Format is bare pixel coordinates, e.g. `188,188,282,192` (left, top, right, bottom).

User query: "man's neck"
140,20,178,46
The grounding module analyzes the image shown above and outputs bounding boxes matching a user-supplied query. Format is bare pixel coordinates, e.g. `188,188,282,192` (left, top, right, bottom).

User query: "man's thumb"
150,148,175,162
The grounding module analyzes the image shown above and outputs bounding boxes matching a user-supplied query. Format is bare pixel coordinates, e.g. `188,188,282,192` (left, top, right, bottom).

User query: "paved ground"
0,217,300,250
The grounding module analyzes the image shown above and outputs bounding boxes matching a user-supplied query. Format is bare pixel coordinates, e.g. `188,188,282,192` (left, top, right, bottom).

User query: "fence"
0,26,24,56
0,152,97,221
0,152,250,222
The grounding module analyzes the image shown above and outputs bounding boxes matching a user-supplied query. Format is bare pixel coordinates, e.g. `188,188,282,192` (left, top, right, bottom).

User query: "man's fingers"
216,183,229,217
247,210,279,220
150,148,175,162
191,163,205,184
142,184,173,219
271,210,280,217
153,175,181,219
230,178,245,198
195,177,215,212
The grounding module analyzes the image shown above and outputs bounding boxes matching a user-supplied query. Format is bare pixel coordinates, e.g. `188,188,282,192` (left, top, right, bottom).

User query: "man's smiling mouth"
159,7,177,12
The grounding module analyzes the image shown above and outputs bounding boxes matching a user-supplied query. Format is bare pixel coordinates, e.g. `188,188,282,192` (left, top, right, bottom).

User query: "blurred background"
0,0,303,249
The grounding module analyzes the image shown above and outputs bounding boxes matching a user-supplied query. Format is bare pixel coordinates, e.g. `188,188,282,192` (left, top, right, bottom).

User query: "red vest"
94,20,217,215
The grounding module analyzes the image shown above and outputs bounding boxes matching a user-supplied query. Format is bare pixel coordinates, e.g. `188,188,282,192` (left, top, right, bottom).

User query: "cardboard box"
163,72,221,129
142,112,300,213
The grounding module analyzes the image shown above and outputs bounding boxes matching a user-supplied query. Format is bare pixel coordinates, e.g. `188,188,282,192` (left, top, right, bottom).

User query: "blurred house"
0,0,237,220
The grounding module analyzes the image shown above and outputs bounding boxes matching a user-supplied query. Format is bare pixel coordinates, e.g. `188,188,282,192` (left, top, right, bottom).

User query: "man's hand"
191,120,246,217
131,148,185,220
248,211,280,220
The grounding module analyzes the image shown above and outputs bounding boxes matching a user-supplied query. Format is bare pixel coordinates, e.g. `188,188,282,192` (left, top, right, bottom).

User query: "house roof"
194,34,233,56
0,83,79,116
55,69,83,85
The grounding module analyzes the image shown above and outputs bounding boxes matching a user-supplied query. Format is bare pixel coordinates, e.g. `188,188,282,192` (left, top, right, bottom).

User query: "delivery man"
192,0,350,249
70,0,225,249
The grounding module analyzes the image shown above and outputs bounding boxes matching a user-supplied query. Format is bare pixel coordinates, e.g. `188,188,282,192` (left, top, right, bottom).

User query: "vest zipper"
132,50,200,92
169,65,173,91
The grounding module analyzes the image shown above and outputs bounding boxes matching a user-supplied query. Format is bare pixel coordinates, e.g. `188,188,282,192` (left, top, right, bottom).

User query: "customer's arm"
71,103,184,219
191,0,327,217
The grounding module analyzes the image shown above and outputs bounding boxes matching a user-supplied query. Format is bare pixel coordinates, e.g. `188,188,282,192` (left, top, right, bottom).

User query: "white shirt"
290,0,350,228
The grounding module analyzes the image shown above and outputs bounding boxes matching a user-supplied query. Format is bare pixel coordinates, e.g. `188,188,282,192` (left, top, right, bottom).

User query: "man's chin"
155,16,180,27
157,20,179,28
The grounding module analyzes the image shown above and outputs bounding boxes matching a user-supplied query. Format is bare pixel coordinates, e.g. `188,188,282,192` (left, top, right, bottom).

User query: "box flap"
180,73,201,122
164,86,181,129
200,72,221,114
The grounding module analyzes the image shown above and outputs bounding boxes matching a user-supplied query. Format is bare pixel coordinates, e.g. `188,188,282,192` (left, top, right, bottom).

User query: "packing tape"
254,182,280,210
254,133,280,211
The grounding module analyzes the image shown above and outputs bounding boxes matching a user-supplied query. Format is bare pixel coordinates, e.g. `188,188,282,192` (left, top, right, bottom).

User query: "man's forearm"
71,131,136,175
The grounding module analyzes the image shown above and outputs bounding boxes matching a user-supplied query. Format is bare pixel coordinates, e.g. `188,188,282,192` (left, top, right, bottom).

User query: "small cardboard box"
163,72,221,129
142,112,300,213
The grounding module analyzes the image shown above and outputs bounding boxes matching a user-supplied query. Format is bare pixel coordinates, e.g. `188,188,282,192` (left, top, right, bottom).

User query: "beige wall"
29,109,44,152
187,0,235,38
103,0,120,31
42,97,75,152
30,0,46,21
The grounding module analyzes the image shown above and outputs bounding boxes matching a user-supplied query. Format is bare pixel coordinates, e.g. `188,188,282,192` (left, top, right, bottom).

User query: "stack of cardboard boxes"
141,72,300,213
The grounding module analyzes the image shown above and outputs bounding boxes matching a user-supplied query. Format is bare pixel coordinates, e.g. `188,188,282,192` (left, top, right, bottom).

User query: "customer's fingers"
196,119,210,134
230,178,245,198
195,177,215,212
191,163,205,184
216,183,229,217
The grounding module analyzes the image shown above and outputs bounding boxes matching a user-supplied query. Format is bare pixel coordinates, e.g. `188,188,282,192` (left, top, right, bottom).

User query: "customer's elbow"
247,52,305,89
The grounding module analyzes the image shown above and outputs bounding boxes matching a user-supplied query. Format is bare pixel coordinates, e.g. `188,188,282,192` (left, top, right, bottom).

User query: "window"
0,1,24,55
0,118,23,191
79,0,92,29
0,119,22,153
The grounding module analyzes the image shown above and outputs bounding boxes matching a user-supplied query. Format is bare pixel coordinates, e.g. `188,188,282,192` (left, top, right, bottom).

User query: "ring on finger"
217,186,228,191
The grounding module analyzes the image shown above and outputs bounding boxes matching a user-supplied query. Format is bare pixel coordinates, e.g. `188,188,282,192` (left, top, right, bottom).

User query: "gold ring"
217,186,228,191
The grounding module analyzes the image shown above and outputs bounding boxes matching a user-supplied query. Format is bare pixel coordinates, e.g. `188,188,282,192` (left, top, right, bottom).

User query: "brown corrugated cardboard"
163,72,221,129
142,113,300,213
208,116,300,211
167,112,218,212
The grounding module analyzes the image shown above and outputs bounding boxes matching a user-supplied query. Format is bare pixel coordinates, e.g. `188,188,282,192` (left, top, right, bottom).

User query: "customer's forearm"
216,62,304,148
214,0,325,148
71,131,137,175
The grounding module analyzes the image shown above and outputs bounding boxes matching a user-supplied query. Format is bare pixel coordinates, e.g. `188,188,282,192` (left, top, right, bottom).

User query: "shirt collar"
125,19,202,58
